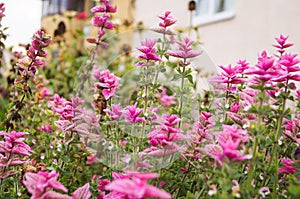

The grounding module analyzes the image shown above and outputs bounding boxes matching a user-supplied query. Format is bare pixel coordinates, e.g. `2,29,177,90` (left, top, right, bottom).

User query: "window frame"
192,0,235,26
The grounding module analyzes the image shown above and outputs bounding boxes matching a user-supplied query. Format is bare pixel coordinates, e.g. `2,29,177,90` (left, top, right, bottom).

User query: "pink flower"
206,139,251,165
124,103,146,123
230,102,240,113
72,183,91,199
76,12,87,20
0,131,31,156
217,124,249,143
136,38,161,66
167,37,202,59
156,87,176,107
86,154,99,165
246,51,277,83
0,3,5,18
104,104,123,120
94,69,120,100
91,1,117,13
105,172,171,199
273,53,300,82
23,170,69,199
158,11,176,28
41,124,53,133
278,158,297,175
92,14,114,30
211,64,244,85
273,35,293,54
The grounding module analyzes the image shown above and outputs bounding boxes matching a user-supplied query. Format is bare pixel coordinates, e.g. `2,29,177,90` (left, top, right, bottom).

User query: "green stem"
178,60,187,128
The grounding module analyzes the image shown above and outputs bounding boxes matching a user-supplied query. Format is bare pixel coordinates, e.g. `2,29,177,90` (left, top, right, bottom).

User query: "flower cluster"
103,172,171,199
0,131,31,178
51,95,100,139
136,38,162,66
152,11,176,35
205,124,251,165
155,87,176,107
88,0,116,42
0,3,5,19
23,170,91,199
167,37,202,60
93,69,120,100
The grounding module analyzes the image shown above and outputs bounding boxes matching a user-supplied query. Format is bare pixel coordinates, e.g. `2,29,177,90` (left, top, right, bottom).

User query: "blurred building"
40,0,300,68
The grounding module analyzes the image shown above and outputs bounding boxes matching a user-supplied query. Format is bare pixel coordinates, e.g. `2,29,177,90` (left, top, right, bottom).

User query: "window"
42,0,85,17
193,0,234,26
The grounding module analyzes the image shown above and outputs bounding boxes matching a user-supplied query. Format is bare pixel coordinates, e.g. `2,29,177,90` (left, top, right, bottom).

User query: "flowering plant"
0,1,300,199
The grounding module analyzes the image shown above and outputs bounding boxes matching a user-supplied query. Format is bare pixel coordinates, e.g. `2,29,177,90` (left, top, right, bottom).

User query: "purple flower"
273,53,300,82
155,87,176,107
246,51,277,84
41,124,53,133
0,131,31,156
0,3,5,18
93,69,120,100
273,35,293,54
104,103,123,120
166,37,202,60
105,172,171,199
124,103,146,123
92,14,114,30
136,38,161,66
23,170,70,199
91,0,117,13
72,183,91,199
211,64,244,84
158,11,176,28
278,158,296,175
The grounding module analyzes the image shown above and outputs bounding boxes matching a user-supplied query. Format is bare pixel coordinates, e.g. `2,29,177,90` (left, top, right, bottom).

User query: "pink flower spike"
72,183,91,199
104,103,123,120
278,158,296,175
105,172,171,199
158,10,176,28
273,35,293,54
167,37,202,59
124,103,146,123
136,38,161,66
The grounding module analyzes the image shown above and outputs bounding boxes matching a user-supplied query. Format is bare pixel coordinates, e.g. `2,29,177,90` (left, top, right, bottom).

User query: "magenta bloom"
76,12,87,20
246,51,277,83
0,131,31,156
155,87,176,107
23,170,69,199
206,139,251,165
273,35,293,54
136,38,161,66
218,124,249,143
72,183,92,199
94,69,120,100
211,64,244,85
105,172,171,199
124,103,146,123
92,14,114,30
273,53,300,82
91,0,117,13
278,158,297,175
104,103,123,120
0,3,5,18
158,11,176,28
166,37,202,60
41,124,53,133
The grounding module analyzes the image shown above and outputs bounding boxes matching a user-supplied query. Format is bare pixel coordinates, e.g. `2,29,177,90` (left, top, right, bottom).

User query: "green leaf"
187,74,193,84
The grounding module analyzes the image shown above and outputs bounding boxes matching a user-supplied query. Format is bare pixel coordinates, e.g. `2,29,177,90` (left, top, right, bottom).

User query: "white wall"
2,0,42,47
197,0,300,65
134,0,300,67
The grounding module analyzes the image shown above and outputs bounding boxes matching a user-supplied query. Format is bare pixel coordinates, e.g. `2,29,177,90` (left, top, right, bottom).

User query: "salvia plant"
0,0,300,198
